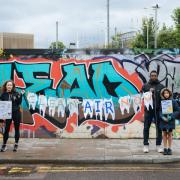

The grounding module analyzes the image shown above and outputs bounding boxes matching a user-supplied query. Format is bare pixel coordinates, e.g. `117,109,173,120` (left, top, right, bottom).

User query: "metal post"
147,21,149,49
56,21,58,49
115,27,117,47
107,0,110,48
76,32,79,49
153,4,159,49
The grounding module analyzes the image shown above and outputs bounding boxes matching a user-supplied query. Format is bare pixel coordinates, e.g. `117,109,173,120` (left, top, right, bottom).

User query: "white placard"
0,101,12,119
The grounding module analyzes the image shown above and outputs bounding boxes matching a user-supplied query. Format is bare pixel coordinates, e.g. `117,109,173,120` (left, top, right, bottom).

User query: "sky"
0,0,179,48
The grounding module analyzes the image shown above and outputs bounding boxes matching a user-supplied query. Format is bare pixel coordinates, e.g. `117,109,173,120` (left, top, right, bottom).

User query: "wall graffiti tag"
0,50,180,138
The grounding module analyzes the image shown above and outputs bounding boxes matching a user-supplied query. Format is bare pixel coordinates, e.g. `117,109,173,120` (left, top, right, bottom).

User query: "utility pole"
114,27,117,47
146,20,149,49
56,21,59,49
107,0,110,48
152,4,160,49
76,32,79,49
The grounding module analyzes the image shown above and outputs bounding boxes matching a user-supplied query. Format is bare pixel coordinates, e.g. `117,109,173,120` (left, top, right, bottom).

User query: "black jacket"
141,80,165,111
159,88,180,130
0,91,22,112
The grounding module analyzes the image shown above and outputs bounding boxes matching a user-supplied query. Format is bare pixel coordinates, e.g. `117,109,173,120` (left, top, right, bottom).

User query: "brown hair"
161,88,172,99
1,80,16,93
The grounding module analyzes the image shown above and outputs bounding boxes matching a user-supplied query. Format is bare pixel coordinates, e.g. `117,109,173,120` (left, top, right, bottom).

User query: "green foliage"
132,7,180,49
49,41,66,49
172,7,180,27
131,17,155,49
157,24,176,48
157,8,180,48
111,33,122,48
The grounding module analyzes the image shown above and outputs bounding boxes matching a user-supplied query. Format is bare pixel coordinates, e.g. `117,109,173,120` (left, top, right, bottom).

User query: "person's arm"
0,93,5,101
171,100,180,120
15,92,22,105
141,84,147,93
160,111,168,122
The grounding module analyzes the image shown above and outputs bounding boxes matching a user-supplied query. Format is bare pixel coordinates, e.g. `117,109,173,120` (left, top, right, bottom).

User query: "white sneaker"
157,145,163,153
143,145,149,153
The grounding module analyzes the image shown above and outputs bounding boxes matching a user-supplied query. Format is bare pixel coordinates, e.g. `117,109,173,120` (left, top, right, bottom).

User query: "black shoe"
163,148,168,155
0,144,7,152
13,144,18,152
167,148,172,155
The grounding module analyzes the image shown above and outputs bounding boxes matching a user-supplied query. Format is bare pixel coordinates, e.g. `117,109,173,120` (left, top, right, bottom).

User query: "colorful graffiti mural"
0,49,180,138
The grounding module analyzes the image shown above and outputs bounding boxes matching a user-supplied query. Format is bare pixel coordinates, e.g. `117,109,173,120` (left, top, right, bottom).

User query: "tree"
131,17,156,49
111,33,122,48
49,41,66,49
172,8,180,47
157,8,180,48
172,8,180,28
157,24,176,48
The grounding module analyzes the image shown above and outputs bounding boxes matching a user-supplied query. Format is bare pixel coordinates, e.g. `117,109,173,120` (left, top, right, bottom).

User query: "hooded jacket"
141,79,165,111
159,88,180,130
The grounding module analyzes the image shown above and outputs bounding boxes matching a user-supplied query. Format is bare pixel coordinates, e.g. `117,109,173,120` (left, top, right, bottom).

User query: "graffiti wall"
0,48,180,138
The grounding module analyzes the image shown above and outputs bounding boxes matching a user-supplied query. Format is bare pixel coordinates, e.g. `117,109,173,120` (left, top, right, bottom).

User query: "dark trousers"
143,110,162,146
3,111,21,144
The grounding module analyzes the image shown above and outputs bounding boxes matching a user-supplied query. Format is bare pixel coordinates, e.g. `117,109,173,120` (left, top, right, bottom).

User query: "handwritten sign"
161,100,173,115
0,101,12,119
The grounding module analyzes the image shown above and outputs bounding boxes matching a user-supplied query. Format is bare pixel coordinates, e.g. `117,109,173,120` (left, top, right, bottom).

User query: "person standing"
160,88,180,155
141,71,165,153
0,80,24,152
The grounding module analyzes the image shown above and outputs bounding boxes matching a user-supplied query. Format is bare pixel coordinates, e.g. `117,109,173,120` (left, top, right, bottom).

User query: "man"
142,70,165,153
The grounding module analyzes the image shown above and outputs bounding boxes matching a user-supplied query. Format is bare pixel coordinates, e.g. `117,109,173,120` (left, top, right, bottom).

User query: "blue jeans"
143,110,162,146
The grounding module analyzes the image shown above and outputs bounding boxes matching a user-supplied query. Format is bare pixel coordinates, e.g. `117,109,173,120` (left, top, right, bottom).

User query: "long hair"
1,80,16,93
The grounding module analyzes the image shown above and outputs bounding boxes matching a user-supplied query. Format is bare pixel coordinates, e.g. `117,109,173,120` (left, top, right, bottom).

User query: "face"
6,81,13,92
150,72,158,81
164,91,170,99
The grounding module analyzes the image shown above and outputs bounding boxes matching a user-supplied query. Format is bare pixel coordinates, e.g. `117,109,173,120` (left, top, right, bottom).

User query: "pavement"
0,138,180,164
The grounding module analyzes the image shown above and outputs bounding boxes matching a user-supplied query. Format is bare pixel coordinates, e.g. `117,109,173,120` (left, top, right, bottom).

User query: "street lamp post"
144,20,149,49
107,0,110,48
147,22,149,49
56,21,59,49
152,4,160,49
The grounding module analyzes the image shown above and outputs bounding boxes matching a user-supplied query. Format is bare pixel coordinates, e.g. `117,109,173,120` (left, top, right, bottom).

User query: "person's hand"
162,116,168,122
0,121,4,128
21,90,25,95
167,114,172,121
150,88,155,93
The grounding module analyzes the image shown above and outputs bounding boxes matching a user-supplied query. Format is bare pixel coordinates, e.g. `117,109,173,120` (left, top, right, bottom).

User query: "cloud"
0,0,179,48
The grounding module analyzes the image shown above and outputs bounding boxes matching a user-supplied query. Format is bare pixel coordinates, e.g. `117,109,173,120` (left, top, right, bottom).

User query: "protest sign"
0,101,12,119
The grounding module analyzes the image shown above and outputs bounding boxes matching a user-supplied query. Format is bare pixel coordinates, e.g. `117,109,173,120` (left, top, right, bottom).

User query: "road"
0,163,180,180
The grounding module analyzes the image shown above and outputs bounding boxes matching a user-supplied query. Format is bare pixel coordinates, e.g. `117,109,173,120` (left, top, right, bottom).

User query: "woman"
0,80,24,152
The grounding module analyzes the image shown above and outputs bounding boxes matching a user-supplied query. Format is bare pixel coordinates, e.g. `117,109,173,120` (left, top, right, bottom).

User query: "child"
160,88,179,155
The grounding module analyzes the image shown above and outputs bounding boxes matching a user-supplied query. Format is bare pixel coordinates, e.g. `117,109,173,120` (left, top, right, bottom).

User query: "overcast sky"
0,0,179,48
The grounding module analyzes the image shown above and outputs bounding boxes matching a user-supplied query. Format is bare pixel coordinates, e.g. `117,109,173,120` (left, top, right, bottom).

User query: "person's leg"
163,131,168,148
163,130,168,155
167,130,173,155
1,119,12,152
155,112,162,146
143,112,152,146
13,111,21,144
12,111,21,152
3,119,12,145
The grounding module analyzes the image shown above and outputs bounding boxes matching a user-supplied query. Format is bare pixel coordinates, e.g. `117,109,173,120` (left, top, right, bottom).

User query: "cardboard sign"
161,100,173,115
0,101,12,119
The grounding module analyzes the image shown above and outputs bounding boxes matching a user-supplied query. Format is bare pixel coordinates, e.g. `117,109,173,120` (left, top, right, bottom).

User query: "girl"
160,88,179,155
0,80,24,152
